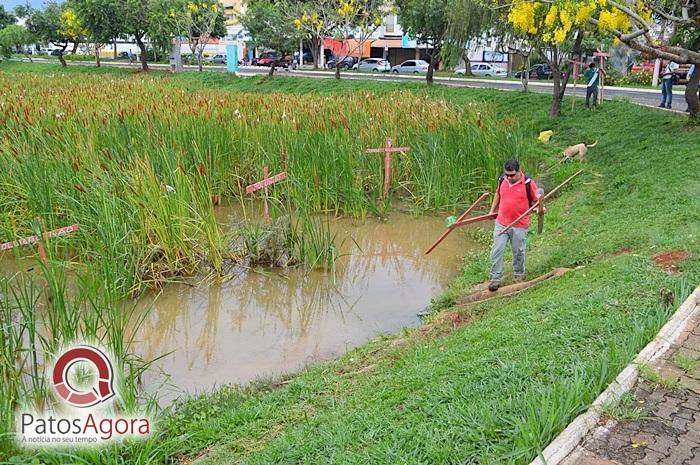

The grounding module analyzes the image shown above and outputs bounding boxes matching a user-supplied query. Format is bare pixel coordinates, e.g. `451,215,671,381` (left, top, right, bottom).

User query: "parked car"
456,63,507,77
252,54,278,66
513,63,553,79
391,60,430,74
326,56,356,70
208,54,227,64
352,58,391,72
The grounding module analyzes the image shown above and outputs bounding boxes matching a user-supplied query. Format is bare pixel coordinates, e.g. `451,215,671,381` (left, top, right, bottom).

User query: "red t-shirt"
496,174,539,228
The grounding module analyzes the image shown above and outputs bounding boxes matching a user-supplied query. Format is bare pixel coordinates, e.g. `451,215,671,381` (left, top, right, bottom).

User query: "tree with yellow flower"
292,0,388,78
494,0,595,116
59,6,88,55
26,1,72,67
494,0,700,116
172,0,226,71
240,0,302,76
586,0,700,116
327,0,388,79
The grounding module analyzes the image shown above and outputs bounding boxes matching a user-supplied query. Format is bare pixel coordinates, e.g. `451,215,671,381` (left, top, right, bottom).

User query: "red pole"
424,192,490,255
383,137,392,199
36,217,48,266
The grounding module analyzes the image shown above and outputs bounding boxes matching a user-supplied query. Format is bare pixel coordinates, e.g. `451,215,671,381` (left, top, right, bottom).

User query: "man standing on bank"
487,159,541,292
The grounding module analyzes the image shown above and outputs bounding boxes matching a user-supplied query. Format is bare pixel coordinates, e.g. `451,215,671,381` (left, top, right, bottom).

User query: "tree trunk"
426,48,438,85
135,35,148,71
268,59,277,76
551,69,563,117
197,48,204,71
24,52,33,63
521,54,530,92
95,46,101,67
113,39,117,59
71,41,78,54
546,47,571,117
463,55,472,76
58,45,67,67
311,40,319,69
335,63,341,79
686,65,700,117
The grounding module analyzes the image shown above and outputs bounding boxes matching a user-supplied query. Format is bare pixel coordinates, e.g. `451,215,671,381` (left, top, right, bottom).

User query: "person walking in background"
584,62,603,109
660,60,679,109
487,159,541,292
128,49,134,65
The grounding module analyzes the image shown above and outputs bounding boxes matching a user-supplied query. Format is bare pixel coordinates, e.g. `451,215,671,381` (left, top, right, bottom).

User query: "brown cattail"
198,162,205,177
73,184,85,193
280,144,287,171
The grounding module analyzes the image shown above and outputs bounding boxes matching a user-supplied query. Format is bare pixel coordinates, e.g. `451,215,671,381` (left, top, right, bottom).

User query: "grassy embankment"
1,62,698,464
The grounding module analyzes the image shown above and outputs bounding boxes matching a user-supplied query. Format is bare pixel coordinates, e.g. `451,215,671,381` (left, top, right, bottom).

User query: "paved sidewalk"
563,302,700,465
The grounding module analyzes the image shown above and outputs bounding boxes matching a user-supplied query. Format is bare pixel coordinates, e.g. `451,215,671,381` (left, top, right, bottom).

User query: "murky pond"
137,210,478,400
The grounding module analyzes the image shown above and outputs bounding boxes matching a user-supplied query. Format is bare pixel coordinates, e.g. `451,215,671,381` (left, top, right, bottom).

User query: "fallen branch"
455,268,572,306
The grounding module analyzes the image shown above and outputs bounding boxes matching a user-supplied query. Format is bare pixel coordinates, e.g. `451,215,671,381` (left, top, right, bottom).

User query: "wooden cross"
245,166,287,224
568,57,585,110
593,49,610,105
0,223,79,265
366,137,410,199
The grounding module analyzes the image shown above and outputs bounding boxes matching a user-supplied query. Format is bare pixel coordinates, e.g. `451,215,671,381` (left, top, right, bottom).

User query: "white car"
456,63,507,77
391,60,430,74
352,58,391,72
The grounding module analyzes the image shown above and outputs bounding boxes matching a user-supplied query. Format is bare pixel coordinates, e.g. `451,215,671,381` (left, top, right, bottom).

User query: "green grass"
1,62,698,464
639,365,681,389
672,353,698,372
601,392,652,422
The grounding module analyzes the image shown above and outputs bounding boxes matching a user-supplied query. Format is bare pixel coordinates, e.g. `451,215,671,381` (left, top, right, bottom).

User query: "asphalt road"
23,58,690,113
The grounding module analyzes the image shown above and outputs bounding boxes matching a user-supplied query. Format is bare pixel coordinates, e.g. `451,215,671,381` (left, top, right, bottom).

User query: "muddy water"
135,211,479,400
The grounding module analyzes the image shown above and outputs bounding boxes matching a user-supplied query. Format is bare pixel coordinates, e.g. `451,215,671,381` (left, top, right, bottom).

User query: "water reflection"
136,211,477,400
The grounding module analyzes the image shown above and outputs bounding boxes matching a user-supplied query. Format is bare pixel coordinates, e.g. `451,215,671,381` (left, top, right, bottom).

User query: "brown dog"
561,140,597,162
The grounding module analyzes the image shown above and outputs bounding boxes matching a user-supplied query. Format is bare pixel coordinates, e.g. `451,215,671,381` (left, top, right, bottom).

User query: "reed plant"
0,70,536,292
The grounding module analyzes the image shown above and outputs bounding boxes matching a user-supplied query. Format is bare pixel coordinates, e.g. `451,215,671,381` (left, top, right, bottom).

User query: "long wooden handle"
424,192,489,255
499,169,583,236
450,212,498,229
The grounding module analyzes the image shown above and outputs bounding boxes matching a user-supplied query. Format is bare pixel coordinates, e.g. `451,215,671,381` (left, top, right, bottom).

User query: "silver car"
352,58,391,72
208,54,227,65
391,59,430,74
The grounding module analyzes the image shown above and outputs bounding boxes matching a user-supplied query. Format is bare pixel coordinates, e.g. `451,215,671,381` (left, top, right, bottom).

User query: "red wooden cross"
0,223,79,264
366,137,410,199
568,58,586,110
593,49,609,104
245,166,287,223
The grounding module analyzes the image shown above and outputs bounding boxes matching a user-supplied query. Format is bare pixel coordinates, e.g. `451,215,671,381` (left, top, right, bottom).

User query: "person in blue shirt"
583,62,602,109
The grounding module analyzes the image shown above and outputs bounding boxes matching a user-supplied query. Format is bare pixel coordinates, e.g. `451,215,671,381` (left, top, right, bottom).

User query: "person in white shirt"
660,60,679,109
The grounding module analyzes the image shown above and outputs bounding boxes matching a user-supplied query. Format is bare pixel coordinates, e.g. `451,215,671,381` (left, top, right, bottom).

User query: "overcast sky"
2,0,50,12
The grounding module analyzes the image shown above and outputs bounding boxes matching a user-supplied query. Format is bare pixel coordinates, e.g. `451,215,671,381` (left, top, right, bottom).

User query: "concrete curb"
529,285,700,465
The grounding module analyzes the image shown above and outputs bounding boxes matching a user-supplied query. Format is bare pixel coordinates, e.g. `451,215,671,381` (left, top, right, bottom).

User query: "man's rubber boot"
488,281,500,292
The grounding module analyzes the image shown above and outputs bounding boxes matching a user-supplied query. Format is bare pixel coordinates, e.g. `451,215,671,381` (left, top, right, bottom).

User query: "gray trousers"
490,222,528,282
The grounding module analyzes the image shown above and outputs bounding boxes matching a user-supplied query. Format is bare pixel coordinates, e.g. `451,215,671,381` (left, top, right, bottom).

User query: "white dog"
561,141,597,162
